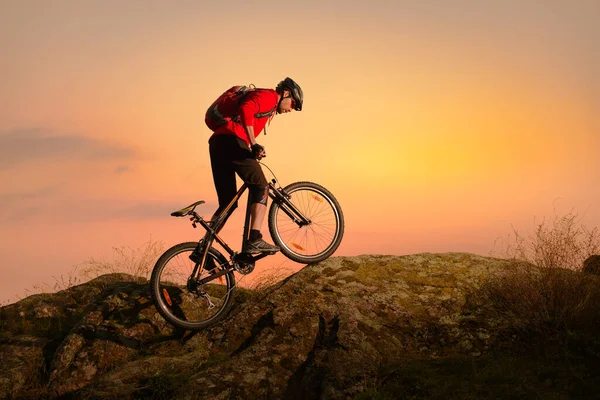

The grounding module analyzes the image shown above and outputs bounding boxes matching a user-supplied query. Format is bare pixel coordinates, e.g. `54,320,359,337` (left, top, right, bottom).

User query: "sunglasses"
285,94,296,110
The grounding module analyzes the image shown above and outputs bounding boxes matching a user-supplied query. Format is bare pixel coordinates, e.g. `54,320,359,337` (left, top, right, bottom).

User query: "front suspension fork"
268,181,311,227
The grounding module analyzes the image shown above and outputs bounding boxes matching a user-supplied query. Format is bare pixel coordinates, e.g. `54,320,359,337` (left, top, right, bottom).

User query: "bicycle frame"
189,180,312,285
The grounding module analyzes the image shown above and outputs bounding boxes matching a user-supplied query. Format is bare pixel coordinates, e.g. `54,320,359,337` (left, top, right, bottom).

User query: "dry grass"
248,262,296,293
492,209,600,271
478,266,600,338
15,269,83,303
78,239,164,281
230,260,297,306
5,239,164,305
485,209,600,351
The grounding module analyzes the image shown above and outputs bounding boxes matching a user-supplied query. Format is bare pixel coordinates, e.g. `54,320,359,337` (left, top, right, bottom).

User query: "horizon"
1,1,599,304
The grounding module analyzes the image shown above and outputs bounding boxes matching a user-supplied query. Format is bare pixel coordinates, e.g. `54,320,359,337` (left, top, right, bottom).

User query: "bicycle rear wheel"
268,181,344,264
150,242,235,330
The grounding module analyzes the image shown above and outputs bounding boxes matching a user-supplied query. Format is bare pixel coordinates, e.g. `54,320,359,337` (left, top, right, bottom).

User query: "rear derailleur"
186,278,215,309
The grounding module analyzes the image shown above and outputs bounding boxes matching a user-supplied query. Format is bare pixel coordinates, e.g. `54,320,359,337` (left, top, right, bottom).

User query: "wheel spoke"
151,243,235,330
269,183,343,264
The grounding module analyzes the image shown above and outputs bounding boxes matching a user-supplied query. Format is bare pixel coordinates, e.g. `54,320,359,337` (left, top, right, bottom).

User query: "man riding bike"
190,77,303,263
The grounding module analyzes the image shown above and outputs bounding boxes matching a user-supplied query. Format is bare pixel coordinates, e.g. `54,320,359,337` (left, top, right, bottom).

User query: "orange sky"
1,1,599,304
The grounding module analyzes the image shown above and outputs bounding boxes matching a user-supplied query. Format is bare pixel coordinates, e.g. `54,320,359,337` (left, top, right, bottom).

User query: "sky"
1,0,598,304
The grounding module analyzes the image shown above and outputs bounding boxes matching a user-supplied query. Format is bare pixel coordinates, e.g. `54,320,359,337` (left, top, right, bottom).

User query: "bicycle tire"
150,242,235,330
268,181,344,264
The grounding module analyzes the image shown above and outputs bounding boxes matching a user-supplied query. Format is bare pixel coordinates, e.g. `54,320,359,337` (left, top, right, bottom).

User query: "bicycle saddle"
171,200,205,217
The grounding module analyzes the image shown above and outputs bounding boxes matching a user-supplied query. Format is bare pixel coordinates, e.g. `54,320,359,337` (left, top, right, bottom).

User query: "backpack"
205,84,276,132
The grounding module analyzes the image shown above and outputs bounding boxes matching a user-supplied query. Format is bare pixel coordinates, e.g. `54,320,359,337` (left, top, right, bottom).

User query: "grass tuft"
492,209,600,271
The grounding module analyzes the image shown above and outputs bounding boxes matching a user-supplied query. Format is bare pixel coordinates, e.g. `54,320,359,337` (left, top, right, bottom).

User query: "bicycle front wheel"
150,242,235,331
268,181,344,264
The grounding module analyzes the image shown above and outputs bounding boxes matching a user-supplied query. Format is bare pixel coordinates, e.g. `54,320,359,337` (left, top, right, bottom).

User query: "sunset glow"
1,1,598,303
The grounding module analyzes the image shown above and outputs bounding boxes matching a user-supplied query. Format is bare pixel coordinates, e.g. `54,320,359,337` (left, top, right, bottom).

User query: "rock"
0,254,521,399
0,274,180,398
0,335,47,399
582,255,600,275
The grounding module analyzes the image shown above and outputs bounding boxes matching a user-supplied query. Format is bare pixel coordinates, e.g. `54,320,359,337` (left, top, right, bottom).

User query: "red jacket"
210,89,278,146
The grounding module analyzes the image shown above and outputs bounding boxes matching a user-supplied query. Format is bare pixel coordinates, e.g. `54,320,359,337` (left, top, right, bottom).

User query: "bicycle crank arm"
252,253,270,261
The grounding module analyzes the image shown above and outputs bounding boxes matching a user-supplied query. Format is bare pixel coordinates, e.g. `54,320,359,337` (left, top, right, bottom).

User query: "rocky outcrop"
0,274,180,398
583,255,600,275
0,254,520,399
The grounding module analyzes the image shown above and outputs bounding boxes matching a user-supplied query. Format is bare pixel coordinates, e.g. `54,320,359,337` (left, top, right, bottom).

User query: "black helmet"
276,77,303,111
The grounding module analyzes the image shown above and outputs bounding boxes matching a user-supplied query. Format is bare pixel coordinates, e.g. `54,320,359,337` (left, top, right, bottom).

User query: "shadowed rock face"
0,274,181,399
583,255,600,275
0,254,517,399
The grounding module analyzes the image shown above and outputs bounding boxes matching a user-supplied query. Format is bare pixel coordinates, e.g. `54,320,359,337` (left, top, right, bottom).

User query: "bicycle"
150,167,344,330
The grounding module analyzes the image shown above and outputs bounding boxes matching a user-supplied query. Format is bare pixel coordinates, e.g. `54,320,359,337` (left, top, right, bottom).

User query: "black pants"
209,135,268,219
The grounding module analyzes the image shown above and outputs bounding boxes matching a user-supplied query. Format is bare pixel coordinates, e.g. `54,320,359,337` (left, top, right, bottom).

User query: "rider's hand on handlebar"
251,143,266,160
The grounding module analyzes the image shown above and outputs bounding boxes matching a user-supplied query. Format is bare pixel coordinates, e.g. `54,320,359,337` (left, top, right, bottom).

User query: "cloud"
0,183,65,223
98,201,190,221
79,200,219,222
114,165,130,174
0,128,134,169
0,197,219,224
0,183,65,207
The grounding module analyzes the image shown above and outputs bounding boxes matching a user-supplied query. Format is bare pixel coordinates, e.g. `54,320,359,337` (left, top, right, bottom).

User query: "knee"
249,185,268,206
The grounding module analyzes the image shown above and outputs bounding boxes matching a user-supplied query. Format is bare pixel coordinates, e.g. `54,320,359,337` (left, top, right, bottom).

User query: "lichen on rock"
1,254,524,399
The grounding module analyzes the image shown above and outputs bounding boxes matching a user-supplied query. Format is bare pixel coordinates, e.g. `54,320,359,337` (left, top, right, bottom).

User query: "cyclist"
191,77,303,262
